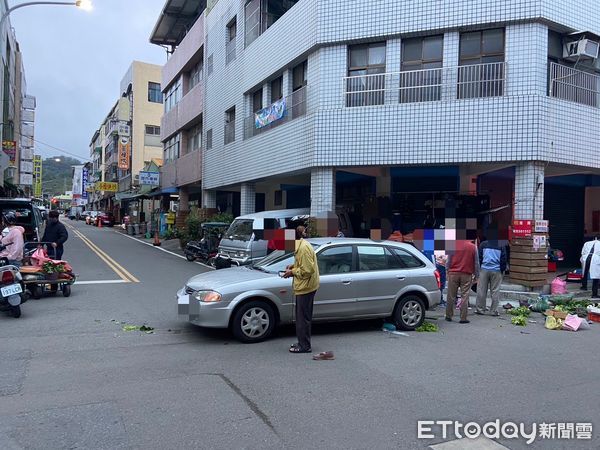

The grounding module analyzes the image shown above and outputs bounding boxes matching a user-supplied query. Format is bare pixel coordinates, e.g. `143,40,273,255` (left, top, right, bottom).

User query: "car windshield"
224,219,254,241
254,243,320,274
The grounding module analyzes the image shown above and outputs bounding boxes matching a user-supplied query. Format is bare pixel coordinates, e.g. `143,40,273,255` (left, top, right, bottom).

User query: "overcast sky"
11,0,167,162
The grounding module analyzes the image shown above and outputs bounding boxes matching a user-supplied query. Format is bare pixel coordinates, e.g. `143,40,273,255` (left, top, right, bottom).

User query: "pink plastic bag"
551,277,567,295
563,314,582,331
31,247,50,267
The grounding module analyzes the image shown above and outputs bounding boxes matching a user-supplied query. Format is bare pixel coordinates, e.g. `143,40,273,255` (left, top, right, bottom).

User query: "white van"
215,208,310,268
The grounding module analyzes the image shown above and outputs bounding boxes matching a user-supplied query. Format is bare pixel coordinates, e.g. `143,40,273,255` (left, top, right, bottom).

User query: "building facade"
151,3,205,225
0,3,35,192
151,0,600,265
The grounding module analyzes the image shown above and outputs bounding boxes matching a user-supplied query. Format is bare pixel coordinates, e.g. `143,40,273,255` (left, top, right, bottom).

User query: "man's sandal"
312,351,335,361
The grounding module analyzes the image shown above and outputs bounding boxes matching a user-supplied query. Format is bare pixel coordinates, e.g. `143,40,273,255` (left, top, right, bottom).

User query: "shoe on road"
459,320,470,324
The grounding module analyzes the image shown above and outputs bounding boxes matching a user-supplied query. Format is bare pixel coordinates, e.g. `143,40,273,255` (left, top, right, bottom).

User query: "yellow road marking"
67,225,140,283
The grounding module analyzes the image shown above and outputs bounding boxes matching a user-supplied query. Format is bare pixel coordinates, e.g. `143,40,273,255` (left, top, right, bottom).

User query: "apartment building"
0,5,35,192
88,61,163,221
150,2,205,224
151,0,600,265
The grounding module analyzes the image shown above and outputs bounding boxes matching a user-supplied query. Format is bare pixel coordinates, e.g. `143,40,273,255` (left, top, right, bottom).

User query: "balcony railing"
343,62,506,107
244,86,307,139
549,62,600,108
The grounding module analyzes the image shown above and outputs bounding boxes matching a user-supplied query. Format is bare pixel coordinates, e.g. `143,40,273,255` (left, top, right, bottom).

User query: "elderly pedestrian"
283,225,320,354
580,236,599,291
475,229,507,316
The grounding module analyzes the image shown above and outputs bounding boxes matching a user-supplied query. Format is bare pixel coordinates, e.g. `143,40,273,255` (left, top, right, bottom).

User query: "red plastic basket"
589,312,600,323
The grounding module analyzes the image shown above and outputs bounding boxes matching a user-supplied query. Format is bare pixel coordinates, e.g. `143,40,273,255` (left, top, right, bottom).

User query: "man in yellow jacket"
284,225,320,353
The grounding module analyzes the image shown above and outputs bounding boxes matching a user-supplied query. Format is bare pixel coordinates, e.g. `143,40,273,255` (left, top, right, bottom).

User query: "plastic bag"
529,296,550,313
545,316,563,330
551,277,567,295
31,247,49,267
563,314,582,331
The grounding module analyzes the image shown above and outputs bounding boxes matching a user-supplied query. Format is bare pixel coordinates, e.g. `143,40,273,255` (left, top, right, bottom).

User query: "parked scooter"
0,255,25,318
184,222,229,266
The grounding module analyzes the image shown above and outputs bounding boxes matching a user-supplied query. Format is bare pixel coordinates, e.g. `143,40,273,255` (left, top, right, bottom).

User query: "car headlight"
192,290,222,303
236,251,248,258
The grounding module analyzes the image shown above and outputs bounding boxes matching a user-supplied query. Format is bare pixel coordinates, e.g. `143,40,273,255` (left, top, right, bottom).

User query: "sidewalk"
114,228,187,257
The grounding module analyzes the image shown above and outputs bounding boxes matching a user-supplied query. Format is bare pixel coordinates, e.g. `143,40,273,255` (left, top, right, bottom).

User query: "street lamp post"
1,1,92,30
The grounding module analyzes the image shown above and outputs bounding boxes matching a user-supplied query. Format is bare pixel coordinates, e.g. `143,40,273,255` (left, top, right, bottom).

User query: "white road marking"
430,437,510,450
115,232,215,270
76,280,129,285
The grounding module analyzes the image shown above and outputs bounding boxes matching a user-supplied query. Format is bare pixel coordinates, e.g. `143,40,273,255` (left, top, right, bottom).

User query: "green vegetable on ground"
511,316,527,326
508,306,531,317
416,322,439,332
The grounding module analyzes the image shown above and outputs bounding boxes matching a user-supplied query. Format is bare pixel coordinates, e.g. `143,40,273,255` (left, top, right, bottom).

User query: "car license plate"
1,283,22,297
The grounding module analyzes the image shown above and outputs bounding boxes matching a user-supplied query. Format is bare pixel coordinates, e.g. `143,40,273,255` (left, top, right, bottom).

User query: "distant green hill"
41,156,82,197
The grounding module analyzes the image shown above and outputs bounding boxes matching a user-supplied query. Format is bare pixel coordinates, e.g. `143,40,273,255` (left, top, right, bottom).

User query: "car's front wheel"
231,301,276,343
393,295,425,331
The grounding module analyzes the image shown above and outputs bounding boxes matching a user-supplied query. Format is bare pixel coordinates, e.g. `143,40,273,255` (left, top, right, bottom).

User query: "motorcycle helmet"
3,212,17,225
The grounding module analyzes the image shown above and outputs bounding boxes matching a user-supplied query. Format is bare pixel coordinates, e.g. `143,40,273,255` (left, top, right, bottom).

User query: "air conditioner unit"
563,39,600,60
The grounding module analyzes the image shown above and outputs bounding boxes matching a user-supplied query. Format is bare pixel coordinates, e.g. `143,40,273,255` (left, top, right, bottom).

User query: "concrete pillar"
202,189,216,209
310,167,335,216
459,167,477,194
262,82,271,107
385,38,402,104
376,167,391,197
505,23,548,96
441,32,459,101
179,186,190,212
240,182,256,215
282,69,292,98
514,161,545,220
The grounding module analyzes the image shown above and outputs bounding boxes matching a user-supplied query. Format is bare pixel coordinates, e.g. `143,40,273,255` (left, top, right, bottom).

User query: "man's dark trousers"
582,252,593,290
295,291,316,351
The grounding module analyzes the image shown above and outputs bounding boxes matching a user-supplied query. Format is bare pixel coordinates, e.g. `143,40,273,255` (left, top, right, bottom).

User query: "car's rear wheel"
393,295,425,331
231,301,275,343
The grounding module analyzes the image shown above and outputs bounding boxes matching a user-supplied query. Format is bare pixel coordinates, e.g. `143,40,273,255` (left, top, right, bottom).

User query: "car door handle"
341,279,352,285
396,275,406,280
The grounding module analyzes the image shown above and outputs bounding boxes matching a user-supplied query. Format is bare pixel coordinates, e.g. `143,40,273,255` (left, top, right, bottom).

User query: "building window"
189,56,204,90
148,82,162,103
271,75,283,102
226,18,237,64
207,129,213,149
187,123,202,153
458,28,505,98
245,0,300,47
207,54,214,76
292,60,308,117
346,42,386,107
224,107,236,144
164,76,183,113
145,125,160,135
292,60,307,92
253,88,263,112
400,35,443,103
164,134,180,163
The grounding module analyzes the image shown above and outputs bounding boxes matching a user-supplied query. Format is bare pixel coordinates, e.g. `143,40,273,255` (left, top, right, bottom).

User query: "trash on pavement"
545,308,568,320
382,322,396,332
121,324,155,334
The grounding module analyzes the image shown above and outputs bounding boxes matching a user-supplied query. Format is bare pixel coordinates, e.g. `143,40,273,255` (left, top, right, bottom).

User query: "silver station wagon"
178,238,441,343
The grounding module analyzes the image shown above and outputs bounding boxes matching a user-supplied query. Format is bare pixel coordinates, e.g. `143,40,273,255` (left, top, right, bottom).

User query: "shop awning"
147,187,179,197
115,192,151,201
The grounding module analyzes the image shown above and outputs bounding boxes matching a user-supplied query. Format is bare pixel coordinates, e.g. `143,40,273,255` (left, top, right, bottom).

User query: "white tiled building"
153,0,600,264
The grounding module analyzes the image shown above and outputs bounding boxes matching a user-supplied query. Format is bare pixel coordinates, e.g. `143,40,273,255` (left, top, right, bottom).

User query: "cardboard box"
545,309,568,320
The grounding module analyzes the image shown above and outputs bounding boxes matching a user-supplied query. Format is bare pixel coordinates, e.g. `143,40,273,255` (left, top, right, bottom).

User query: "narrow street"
0,220,598,450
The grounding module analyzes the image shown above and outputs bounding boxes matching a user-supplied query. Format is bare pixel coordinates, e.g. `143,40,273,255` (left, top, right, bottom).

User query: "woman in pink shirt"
0,213,25,267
